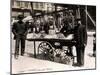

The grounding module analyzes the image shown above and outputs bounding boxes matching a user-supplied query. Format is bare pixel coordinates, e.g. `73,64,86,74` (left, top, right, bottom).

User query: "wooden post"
34,41,36,58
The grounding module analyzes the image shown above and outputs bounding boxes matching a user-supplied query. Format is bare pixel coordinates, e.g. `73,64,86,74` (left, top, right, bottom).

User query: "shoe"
72,63,83,67
93,54,96,57
14,54,19,59
21,53,24,56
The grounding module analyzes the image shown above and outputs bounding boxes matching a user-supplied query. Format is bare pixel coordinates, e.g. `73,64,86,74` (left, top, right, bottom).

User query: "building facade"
11,0,55,18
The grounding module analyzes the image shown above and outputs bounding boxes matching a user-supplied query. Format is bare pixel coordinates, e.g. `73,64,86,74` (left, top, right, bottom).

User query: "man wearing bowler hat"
73,18,87,66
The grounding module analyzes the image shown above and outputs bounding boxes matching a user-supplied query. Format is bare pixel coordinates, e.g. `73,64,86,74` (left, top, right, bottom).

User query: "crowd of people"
12,11,95,67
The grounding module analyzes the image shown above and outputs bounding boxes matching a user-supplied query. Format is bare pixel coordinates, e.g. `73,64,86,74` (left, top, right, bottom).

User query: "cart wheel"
38,41,54,61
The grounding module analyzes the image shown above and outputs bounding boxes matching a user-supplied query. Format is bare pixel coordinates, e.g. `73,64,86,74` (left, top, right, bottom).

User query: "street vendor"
12,14,28,59
44,16,54,34
60,17,73,36
60,17,73,56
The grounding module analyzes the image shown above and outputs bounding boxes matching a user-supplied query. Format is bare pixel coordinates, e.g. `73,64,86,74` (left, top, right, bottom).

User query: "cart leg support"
34,41,36,58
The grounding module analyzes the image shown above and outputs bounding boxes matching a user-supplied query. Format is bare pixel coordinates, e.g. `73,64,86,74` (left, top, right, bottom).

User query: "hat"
17,14,24,19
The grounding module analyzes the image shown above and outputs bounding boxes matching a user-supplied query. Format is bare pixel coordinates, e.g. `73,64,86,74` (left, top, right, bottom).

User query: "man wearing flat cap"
12,14,28,59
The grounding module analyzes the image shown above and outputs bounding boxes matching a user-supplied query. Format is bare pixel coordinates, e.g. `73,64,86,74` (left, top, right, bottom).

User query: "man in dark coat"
60,17,73,56
12,14,28,59
60,18,72,36
73,19,87,66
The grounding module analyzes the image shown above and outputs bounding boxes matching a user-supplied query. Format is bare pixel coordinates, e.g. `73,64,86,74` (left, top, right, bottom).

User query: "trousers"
75,45,85,65
15,35,26,55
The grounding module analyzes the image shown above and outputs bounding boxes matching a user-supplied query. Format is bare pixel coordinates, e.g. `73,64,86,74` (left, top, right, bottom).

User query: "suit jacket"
12,21,28,39
74,24,87,46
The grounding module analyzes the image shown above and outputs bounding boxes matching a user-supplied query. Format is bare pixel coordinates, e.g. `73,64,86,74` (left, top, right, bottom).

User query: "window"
16,1,20,7
12,0,14,6
25,3,29,8
40,3,44,9
35,3,39,9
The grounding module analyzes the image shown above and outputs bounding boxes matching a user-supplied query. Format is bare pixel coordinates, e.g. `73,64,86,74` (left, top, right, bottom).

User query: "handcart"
27,33,76,64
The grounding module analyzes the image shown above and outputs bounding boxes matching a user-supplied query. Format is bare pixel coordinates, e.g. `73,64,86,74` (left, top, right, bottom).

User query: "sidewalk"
11,34,96,74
